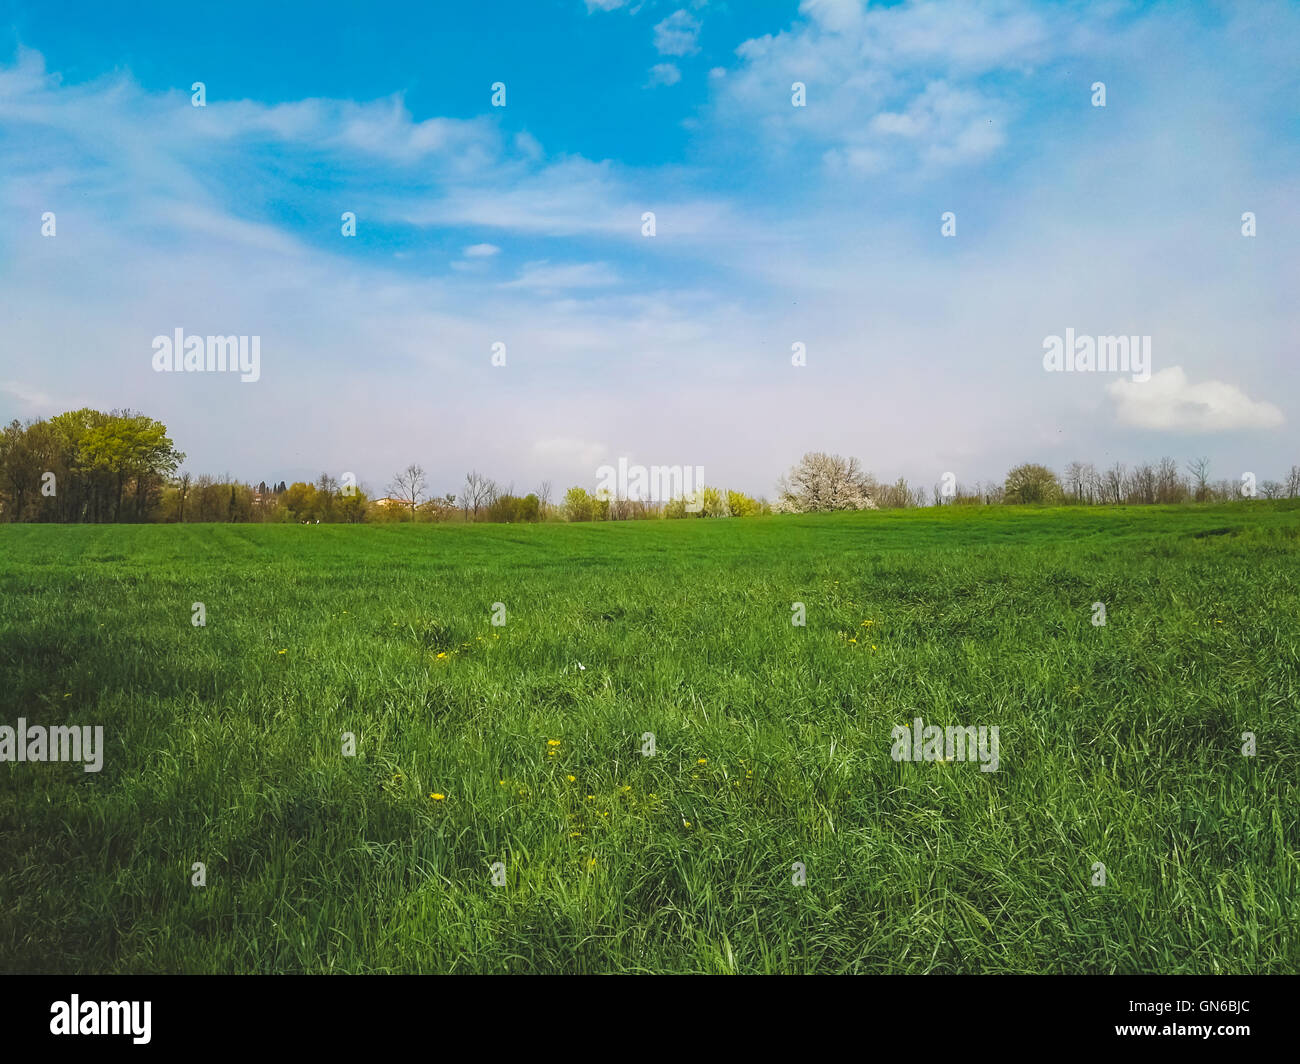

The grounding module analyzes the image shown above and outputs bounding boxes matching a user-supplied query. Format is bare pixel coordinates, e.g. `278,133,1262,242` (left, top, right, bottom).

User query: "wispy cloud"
1,0,1296,494
501,260,621,291
647,63,682,88
654,10,701,56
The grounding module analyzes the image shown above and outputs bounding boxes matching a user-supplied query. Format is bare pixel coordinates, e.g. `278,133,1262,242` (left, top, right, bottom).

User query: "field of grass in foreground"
1,502,1298,973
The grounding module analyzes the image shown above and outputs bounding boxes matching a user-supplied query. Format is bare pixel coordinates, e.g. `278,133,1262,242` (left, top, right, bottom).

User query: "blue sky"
0,0,1296,498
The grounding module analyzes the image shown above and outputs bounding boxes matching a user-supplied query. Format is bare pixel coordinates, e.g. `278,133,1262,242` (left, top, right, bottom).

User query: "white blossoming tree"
774,452,878,513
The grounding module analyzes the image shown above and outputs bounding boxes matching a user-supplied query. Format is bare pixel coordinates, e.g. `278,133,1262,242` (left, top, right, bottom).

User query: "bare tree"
315,472,340,519
1287,465,1300,499
1064,462,1087,503
460,470,493,521
875,477,920,509
177,471,192,522
537,480,553,517
1187,457,1211,502
387,463,427,521
1129,462,1156,504
1103,463,1126,505
1155,456,1185,503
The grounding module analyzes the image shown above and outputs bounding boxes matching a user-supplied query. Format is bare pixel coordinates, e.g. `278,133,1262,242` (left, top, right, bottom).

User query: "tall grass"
1,502,1297,972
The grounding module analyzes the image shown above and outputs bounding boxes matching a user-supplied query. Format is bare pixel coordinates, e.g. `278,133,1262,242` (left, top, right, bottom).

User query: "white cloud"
1108,367,1285,432
867,81,1005,168
463,243,500,258
502,261,620,291
399,156,733,240
0,46,502,182
799,0,866,34
0,380,57,410
584,0,628,11
713,0,1060,174
654,11,701,56
647,63,682,87
513,130,543,160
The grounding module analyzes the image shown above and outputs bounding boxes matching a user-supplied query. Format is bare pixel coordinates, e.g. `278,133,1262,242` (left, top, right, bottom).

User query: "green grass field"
1,502,1297,973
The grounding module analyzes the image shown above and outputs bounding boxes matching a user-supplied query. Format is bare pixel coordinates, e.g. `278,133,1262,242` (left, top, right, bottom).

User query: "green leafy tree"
564,486,594,522
1003,463,1063,505
281,482,320,521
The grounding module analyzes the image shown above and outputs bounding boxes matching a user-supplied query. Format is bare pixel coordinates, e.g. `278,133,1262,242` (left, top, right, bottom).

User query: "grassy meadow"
1,502,1298,973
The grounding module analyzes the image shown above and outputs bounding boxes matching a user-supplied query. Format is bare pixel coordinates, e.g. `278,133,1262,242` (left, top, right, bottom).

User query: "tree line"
2,411,1296,524
0,409,183,522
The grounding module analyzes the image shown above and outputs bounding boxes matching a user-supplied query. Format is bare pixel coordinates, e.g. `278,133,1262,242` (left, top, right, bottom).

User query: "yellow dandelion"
848,638,857,644
430,793,445,801
436,652,447,659
547,739,561,746
697,758,708,765
277,649,287,655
